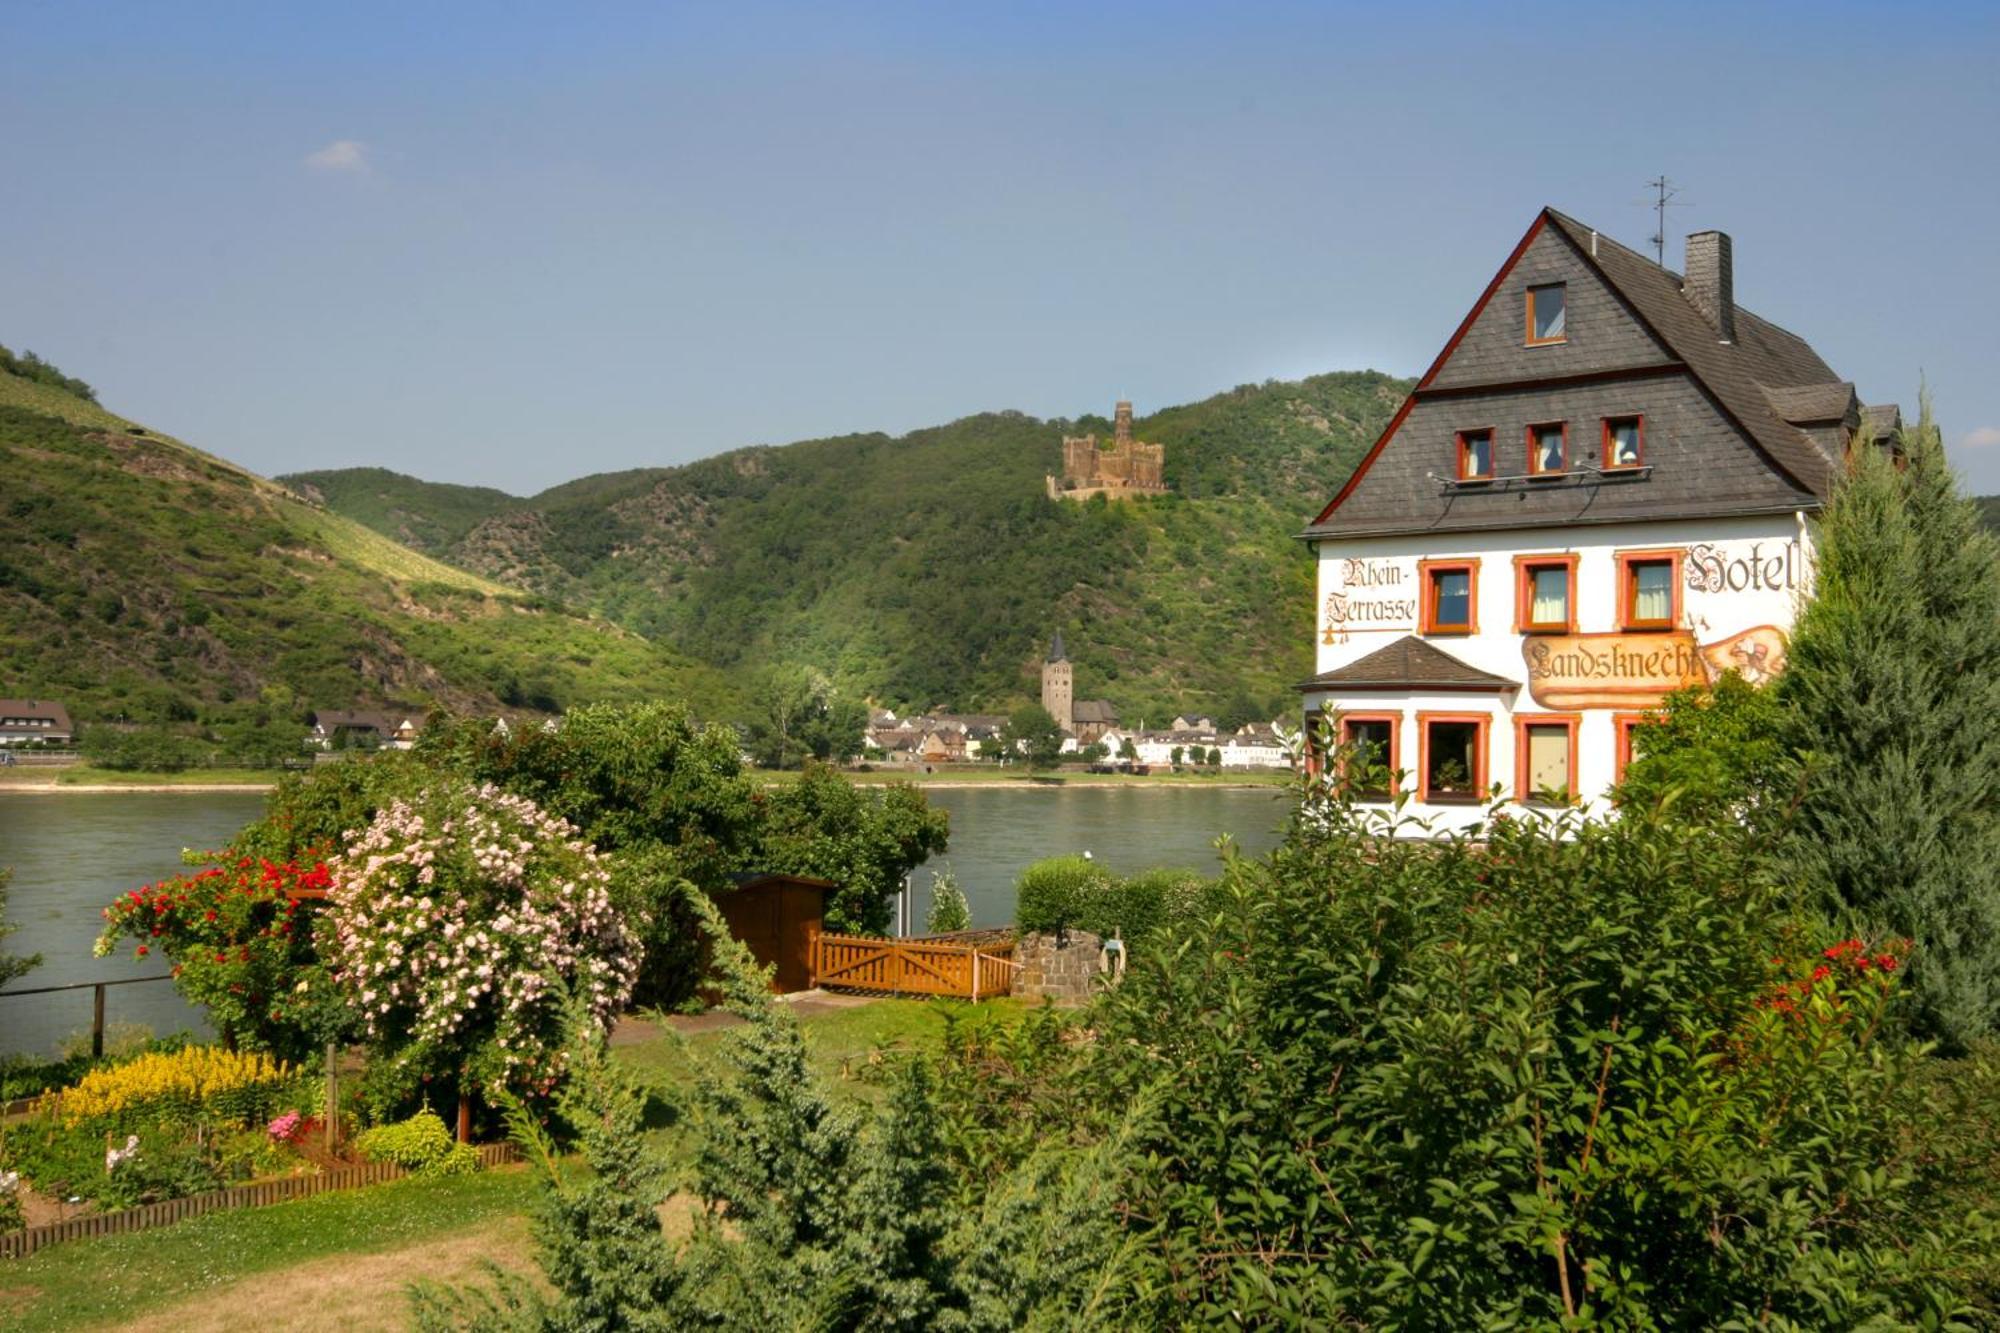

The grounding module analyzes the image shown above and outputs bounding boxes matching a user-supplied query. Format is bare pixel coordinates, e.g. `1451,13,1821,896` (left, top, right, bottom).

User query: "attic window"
1456,428,1494,481
1526,283,1567,345
1604,416,1644,468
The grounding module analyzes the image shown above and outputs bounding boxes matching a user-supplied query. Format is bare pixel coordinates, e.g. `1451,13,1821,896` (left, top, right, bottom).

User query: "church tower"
1040,629,1073,728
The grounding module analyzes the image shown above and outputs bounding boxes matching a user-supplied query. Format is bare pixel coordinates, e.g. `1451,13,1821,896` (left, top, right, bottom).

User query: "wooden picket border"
811,932,1019,1001
0,1141,520,1260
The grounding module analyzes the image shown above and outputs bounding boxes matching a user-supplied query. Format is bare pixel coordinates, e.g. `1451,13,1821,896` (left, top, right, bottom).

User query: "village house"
308,709,426,751
0,699,74,745
1300,208,1898,830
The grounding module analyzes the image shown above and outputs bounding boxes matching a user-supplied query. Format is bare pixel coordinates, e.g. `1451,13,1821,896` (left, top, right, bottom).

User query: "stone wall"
1013,929,1107,1004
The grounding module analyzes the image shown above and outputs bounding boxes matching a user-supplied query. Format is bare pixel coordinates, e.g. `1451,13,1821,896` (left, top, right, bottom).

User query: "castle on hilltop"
1047,400,1167,501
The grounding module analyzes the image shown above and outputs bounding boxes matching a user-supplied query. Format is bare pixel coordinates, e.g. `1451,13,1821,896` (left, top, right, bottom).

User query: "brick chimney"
1683,230,1735,343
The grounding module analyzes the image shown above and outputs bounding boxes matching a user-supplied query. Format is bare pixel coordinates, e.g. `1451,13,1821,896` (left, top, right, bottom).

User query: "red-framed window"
1337,713,1400,799
1456,427,1495,481
1526,283,1567,346
1603,415,1644,469
1618,549,1683,630
1527,421,1568,475
1513,553,1578,634
1515,713,1579,805
1418,558,1480,635
1418,712,1488,803
1613,712,1655,786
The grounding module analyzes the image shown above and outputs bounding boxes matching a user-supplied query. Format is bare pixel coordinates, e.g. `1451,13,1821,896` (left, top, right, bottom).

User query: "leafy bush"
96,1135,222,1210
1074,798,1997,1326
355,1108,479,1176
1012,856,1108,936
81,725,210,772
924,865,971,934
1013,858,1209,944
324,780,640,1099
96,851,342,1059
0,1169,22,1232
0,343,96,400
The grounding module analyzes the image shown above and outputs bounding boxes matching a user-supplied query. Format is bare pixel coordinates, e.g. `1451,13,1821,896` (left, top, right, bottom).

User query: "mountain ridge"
286,372,1412,724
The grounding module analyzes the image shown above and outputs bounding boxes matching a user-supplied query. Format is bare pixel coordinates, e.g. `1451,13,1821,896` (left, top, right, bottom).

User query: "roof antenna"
1643,176,1683,267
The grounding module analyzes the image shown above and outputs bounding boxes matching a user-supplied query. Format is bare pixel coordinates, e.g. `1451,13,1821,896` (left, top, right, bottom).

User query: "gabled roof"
1540,209,1841,496
0,699,73,731
1296,636,1519,693
1072,699,1118,723
1308,207,1886,536
309,709,394,733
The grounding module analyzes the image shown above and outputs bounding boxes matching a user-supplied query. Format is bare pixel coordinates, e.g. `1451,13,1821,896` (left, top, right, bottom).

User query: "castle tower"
1040,629,1073,728
1113,400,1133,445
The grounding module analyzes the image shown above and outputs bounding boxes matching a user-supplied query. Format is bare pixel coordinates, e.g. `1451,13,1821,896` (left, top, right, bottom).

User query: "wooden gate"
811,933,1018,1000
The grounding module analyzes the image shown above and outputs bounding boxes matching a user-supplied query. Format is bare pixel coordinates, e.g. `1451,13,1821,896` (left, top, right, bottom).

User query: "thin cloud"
1961,426,2000,450
304,139,369,173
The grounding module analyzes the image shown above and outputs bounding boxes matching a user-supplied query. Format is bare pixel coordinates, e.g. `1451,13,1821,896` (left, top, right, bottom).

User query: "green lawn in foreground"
0,1168,536,1332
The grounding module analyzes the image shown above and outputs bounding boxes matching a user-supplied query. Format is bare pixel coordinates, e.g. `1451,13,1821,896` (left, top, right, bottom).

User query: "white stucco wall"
1305,512,1813,832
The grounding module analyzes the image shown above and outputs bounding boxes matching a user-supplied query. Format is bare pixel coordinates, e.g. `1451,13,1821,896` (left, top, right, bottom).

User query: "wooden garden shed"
718,873,834,994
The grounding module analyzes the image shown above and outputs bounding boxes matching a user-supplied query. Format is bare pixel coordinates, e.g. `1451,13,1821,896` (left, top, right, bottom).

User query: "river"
0,785,1290,1057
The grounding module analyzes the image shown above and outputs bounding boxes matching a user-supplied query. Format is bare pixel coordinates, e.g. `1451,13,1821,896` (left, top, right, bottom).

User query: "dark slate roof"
1540,210,1840,497
1860,403,1903,443
1072,699,1118,723
0,699,73,731
309,709,394,734
1764,382,1857,425
1296,636,1519,693
1046,629,1068,663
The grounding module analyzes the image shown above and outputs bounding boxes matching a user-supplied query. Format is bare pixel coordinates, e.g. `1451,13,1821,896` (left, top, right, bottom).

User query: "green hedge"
1013,858,1211,943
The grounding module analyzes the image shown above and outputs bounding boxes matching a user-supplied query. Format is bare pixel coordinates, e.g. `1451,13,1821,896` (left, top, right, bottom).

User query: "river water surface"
0,785,1290,1057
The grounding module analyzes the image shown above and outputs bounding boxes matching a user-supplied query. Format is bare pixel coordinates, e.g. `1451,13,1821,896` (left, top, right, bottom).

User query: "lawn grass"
0,766,278,789
0,1168,537,1332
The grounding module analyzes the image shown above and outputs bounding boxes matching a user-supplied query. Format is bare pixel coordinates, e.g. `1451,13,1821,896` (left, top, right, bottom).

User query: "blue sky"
3,1,1997,495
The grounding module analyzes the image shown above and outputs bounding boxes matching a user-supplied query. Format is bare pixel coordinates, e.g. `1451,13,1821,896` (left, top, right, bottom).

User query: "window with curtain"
1606,416,1642,467
1530,423,1566,473
1457,429,1493,480
1627,558,1674,626
1523,722,1572,801
1526,564,1570,630
1527,283,1566,343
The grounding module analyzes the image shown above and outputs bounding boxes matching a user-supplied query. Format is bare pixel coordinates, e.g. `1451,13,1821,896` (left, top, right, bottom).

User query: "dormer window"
1456,428,1494,481
1526,283,1567,345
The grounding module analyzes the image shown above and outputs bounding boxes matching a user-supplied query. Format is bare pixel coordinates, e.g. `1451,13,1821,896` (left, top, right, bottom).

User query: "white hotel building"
1299,208,1899,830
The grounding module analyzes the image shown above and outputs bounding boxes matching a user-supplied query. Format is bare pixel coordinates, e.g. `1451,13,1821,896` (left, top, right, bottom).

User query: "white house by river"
1299,208,1899,830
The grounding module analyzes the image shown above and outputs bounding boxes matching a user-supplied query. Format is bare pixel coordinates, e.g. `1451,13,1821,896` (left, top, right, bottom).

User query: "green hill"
285,372,1407,724
0,358,734,738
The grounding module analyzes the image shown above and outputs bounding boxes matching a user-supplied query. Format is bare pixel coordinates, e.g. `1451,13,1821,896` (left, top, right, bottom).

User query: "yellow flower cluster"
59,1046,295,1128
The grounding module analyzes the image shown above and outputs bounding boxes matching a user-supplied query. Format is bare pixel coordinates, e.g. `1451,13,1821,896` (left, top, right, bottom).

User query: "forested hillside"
288,372,1407,724
0,361,733,742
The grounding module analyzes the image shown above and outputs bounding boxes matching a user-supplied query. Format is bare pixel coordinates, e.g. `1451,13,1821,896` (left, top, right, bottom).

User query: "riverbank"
0,767,278,794
0,765,1293,795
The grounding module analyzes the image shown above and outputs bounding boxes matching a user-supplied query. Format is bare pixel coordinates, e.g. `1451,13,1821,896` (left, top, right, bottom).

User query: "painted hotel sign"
1522,632,1708,709
1523,624,1789,708
1321,558,1416,644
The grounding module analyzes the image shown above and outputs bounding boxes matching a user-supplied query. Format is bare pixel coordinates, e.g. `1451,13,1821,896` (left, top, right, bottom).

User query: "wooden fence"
0,1142,520,1260
811,933,1019,1000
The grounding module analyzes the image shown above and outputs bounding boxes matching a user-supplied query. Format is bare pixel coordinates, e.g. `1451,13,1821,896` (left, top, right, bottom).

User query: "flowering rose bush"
324,782,641,1098
96,851,342,1059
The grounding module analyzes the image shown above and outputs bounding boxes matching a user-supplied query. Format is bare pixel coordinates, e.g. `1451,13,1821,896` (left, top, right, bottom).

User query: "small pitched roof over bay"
1296,636,1518,693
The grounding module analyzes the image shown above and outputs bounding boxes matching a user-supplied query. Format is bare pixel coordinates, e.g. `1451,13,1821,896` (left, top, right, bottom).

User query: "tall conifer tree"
1779,401,2000,1045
